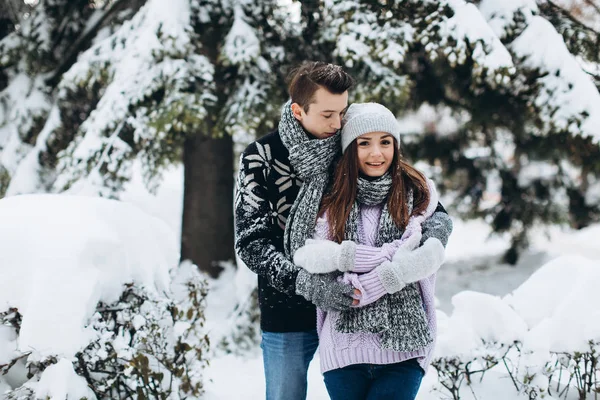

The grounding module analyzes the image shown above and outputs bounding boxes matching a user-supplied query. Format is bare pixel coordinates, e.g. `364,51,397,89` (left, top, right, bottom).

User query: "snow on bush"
202,261,261,357
430,255,600,399
0,194,209,399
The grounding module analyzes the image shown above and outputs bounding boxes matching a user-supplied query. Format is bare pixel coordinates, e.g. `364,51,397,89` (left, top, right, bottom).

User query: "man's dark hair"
287,61,354,112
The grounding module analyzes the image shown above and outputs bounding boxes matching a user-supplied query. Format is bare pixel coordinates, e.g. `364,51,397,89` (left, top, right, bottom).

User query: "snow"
552,0,600,31
35,358,95,400
446,1,514,71
0,325,17,365
54,0,215,193
2,161,599,398
5,105,62,196
201,212,600,399
512,16,600,140
1,0,599,396
480,1,600,142
586,179,600,206
508,255,600,353
478,0,538,39
518,160,559,187
222,7,261,66
452,291,527,346
0,194,177,359
120,160,184,240
186,140,600,399
397,103,470,137
0,74,50,175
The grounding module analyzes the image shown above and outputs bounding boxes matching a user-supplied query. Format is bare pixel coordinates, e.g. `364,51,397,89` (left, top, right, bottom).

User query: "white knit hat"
341,103,401,153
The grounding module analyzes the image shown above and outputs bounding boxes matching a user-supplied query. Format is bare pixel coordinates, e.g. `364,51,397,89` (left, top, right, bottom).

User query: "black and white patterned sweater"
234,129,453,333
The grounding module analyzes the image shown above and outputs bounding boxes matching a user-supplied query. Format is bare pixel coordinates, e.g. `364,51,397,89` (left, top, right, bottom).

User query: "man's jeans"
261,330,319,400
323,358,425,400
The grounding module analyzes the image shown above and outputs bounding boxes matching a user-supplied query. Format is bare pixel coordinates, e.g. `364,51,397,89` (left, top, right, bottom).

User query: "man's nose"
331,115,342,130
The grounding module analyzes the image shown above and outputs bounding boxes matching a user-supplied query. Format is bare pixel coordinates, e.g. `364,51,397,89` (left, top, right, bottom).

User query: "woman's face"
356,132,395,177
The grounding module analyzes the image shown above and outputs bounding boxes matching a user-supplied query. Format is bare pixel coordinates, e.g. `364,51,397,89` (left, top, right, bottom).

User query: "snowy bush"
201,262,261,357
429,255,600,399
215,286,261,356
0,195,209,399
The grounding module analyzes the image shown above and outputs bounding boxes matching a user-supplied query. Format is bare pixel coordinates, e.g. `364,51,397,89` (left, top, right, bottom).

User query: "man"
234,61,356,400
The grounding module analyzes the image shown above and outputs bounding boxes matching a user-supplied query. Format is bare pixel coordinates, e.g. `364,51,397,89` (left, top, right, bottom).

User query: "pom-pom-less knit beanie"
341,103,401,153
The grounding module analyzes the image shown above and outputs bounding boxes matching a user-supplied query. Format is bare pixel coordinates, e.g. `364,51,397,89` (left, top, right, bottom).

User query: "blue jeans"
323,359,425,400
261,330,319,400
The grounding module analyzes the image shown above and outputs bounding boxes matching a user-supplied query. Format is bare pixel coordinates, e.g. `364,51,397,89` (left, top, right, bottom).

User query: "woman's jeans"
323,359,425,400
261,330,319,400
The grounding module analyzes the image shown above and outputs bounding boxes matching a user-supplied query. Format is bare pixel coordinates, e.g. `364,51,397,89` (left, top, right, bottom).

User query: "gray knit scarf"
279,100,341,258
335,173,433,352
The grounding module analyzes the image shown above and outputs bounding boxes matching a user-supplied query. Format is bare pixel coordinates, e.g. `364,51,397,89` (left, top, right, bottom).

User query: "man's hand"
295,269,355,311
293,239,356,274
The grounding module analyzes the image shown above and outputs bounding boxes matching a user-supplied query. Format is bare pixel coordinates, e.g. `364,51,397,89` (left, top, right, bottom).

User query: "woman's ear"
291,103,304,121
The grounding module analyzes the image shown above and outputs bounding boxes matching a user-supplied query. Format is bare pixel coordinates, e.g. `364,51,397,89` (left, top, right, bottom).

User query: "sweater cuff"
356,271,388,307
294,269,311,299
353,244,387,273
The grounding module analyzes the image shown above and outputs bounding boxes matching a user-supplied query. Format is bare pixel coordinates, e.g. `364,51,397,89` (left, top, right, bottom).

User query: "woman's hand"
293,239,356,273
345,271,386,307
374,238,445,295
391,237,445,284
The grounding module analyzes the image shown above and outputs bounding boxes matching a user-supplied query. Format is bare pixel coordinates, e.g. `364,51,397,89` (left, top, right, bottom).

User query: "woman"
294,103,452,399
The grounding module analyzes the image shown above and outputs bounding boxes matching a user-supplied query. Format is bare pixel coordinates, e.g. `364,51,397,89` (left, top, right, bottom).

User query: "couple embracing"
235,61,453,400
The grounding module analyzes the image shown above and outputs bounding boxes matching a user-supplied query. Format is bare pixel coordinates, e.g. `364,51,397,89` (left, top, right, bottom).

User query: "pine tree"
0,0,145,197
322,0,600,263
0,0,315,277
180,0,301,277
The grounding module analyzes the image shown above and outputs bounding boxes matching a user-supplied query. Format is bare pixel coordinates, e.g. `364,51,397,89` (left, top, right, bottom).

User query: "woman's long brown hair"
320,139,430,243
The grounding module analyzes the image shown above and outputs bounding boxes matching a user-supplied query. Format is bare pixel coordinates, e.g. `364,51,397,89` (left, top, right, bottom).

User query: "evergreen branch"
45,0,145,87
0,352,30,375
1,0,23,27
91,119,126,177
583,0,600,16
540,0,600,64
543,0,600,35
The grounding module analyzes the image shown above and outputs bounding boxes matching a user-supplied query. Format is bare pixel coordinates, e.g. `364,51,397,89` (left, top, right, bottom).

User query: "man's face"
291,88,349,140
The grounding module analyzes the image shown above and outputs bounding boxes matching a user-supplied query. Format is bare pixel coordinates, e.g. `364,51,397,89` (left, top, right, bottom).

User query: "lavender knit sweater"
314,204,437,374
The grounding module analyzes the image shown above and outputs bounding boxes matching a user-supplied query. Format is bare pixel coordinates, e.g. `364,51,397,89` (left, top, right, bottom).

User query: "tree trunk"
181,131,234,278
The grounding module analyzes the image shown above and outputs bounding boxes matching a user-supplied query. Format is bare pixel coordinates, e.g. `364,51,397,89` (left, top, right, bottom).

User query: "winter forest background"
1,0,600,398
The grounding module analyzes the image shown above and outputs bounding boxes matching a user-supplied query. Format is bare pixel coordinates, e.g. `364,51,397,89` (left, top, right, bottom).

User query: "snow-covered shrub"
432,342,516,400
202,262,261,357
432,337,600,400
216,286,261,356
0,195,210,399
552,341,600,399
430,255,600,399
514,339,600,400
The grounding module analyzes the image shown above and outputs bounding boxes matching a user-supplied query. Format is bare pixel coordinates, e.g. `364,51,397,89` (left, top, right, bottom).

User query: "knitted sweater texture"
315,204,439,373
235,130,316,332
